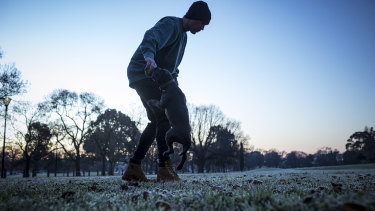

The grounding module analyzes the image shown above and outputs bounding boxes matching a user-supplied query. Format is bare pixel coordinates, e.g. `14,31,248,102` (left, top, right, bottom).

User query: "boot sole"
122,175,148,182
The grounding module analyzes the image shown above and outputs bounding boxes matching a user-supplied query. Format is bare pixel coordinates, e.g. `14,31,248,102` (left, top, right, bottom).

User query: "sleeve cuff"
143,52,155,60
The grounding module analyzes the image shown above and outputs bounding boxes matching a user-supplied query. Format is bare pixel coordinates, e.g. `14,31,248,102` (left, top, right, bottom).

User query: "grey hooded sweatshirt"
127,16,187,87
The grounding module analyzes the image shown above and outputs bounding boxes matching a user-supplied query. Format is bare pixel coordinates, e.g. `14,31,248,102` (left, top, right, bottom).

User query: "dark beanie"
184,1,211,25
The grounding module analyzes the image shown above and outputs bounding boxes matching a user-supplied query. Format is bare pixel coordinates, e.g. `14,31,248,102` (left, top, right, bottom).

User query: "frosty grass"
1,164,375,210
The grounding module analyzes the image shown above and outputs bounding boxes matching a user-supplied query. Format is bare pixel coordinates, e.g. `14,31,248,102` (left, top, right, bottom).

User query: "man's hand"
144,57,157,76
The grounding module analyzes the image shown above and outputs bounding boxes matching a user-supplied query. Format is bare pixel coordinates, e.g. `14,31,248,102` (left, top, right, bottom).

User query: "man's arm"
140,17,179,74
144,57,157,76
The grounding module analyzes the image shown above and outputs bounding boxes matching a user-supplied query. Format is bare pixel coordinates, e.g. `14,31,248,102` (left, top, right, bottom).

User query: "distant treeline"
1,47,374,177
2,94,374,177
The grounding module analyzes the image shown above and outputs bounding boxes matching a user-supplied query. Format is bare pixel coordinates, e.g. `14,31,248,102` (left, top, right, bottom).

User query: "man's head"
183,1,211,34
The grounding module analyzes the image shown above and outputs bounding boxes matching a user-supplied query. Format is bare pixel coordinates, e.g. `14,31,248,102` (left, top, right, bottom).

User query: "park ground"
1,164,375,210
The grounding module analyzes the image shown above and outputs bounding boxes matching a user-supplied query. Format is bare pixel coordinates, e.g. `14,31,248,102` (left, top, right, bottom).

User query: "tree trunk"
197,160,205,173
145,160,149,174
32,160,39,177
108,161,114,176
101,156,106,176
75,151,81,176
55,157,58,177
23,156,30,178
149,159,153,174
240,143,244,172
153,156,158,174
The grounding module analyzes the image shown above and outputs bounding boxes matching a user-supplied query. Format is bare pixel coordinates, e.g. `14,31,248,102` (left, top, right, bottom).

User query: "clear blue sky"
1,0,374,154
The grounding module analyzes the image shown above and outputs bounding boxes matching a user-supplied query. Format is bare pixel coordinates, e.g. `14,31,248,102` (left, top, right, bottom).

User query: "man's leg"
123,78,178,181
122,79,159,181
131,79,165,162
130,122,156,163
130,97,170,163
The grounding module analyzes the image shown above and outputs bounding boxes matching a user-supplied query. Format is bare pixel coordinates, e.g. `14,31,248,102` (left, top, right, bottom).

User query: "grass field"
1,164,375,210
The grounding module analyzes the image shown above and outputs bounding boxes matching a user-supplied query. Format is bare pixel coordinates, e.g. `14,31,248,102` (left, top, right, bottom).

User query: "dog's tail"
179,141,191,157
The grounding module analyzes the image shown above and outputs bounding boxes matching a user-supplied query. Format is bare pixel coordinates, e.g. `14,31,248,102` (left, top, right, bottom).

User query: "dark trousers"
130,78,171,166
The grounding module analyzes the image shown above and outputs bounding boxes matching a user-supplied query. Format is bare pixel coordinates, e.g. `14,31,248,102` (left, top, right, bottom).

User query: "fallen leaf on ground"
143,191,150,200
120,184,128,191
131,195,139,203
156,200,172,210
302,196,313,203
335,202,366,211
61,191,75,202
252,179,263,185
331,182,343,192
129,181,139,187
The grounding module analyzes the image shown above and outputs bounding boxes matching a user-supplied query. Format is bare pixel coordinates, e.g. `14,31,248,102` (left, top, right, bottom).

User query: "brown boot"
165,159,180,181
157,166,176,182
122,162,148,182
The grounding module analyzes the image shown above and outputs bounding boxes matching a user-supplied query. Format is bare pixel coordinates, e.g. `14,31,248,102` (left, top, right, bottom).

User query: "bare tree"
143,142,158,174
315,147,339,166
188,105,223,173
124,103,147,131
12,101,51,177
5,142,22,175
188,105,250,173
42,89,104,176
48,121,67,176
0,51,28,177
0,63,28,98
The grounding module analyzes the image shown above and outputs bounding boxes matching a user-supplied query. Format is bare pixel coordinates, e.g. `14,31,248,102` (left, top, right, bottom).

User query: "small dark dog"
147,67,191,170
